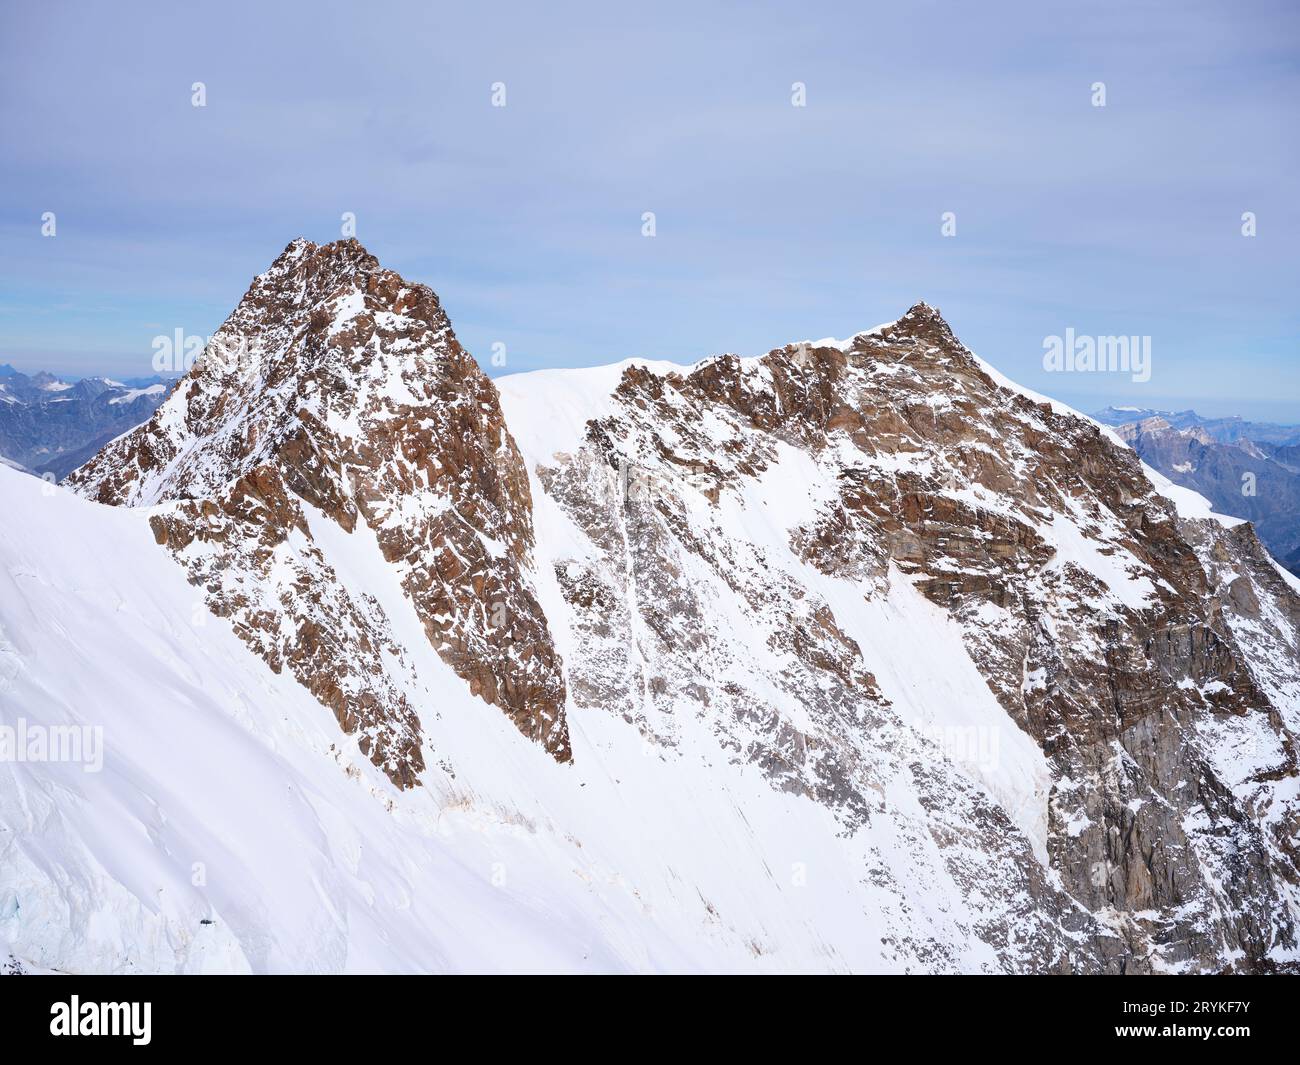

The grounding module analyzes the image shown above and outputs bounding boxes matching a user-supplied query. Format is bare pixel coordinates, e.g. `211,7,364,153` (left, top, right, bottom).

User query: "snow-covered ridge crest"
534,298,1231,530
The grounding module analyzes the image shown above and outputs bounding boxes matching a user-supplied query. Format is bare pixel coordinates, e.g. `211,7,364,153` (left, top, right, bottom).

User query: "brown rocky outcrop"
71,239,569,785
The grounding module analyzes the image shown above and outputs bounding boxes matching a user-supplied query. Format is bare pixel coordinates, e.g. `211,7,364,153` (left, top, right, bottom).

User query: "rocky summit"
5,239,1298,973
71,239,570,787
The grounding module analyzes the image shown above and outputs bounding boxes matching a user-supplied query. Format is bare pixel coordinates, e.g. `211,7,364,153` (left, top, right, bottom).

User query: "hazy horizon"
3,282,1297,427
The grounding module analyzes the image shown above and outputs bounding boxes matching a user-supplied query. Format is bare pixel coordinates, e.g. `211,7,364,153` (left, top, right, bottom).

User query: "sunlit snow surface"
2,464,1028,973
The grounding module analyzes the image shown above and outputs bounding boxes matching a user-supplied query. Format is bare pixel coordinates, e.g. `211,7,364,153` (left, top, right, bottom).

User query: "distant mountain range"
1094,406,1300,446
0,365,173,479
1094,407,1300,574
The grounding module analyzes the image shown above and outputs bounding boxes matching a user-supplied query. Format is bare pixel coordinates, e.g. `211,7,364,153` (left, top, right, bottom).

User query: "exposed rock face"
71,239,570,785
500,303,1300,972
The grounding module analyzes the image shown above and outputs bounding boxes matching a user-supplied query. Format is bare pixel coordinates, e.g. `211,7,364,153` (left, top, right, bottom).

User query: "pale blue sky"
1,0,1297,419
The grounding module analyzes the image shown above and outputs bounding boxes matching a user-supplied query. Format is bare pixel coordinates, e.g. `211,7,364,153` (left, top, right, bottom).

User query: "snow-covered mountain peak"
501,294,1300,971
71,240,571,786
14,245,1297,972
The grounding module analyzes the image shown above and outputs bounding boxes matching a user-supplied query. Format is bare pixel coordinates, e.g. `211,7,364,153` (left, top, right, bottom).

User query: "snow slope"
1,463,1033,972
